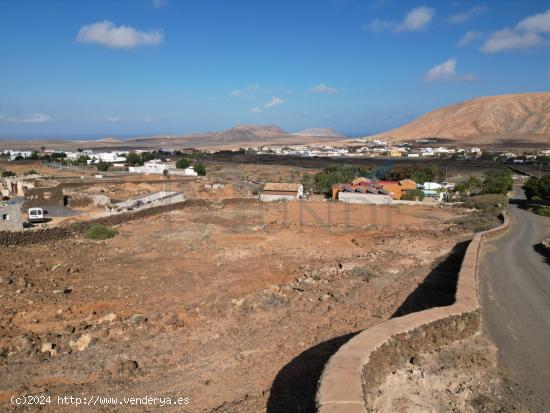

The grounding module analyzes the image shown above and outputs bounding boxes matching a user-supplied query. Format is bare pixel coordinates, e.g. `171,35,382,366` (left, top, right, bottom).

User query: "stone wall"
316,213,510,413
23,185,65,209
0,199,210,247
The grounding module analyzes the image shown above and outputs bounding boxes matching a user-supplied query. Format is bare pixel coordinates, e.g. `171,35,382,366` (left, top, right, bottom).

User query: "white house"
169,166,198,177
87,152,126,164
129,159,171,174
8,150,32,160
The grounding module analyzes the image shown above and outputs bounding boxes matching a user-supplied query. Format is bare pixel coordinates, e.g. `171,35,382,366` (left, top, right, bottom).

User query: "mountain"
213,124,288,142
369,92,550,147
0,124,347,151
294,128,345,138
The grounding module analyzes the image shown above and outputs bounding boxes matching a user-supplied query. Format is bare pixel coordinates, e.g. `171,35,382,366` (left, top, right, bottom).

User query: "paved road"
479,189,550,411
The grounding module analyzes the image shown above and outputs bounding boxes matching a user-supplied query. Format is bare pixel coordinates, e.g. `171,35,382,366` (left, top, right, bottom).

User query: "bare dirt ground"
371,334,532,413
1,202,470,412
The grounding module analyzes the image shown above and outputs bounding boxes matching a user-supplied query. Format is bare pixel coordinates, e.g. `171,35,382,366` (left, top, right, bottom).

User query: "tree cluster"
523,176,550,201
301,166,373,194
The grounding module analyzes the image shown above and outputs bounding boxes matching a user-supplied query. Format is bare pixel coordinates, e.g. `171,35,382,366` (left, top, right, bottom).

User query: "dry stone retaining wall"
316,213,510,413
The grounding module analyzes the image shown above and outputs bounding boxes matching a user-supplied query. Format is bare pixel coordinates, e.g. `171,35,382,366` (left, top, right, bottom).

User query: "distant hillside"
213,124,288,143
369,92,550,147
294,128,345,138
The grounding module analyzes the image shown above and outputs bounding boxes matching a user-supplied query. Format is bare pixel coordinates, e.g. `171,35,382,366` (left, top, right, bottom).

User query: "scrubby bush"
523,176,550,202
302,166,373,194
96,161,110,172
401,189,425,201
126,151,158,166
533,206,550,217
454,194,508,232
455,176,482,196
85,224,118,240
481,169,513,195
350,266,376,281
194,162,206,176
1,170,16,177
463,194,508,211
176,158,191,169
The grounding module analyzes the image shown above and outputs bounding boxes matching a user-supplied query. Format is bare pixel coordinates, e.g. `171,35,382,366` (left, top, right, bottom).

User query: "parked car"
27,207,46,223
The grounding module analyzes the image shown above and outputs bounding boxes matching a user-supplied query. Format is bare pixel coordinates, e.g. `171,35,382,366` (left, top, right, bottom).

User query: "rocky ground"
371,335,533,413
1,202,470,412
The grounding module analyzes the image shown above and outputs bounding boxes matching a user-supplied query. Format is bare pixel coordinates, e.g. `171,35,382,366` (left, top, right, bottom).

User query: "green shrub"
533,206,550,217
25,169,38,175
1,170,16,177
481,169,513,195
401,189,425,201
176,158,191,169
523,176,550,201
96,161,110,172
303,166,373,194
194,162,206,176
455,176,482,196
85,224,118,240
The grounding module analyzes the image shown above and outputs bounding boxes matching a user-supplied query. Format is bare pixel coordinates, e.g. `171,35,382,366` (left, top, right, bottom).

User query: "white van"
28,208,45,223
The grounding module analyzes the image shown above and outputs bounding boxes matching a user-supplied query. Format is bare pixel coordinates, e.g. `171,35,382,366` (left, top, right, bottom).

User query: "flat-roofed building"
260,183,304,202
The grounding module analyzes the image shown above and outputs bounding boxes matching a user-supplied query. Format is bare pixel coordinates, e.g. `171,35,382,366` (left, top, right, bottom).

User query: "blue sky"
0,0,549,139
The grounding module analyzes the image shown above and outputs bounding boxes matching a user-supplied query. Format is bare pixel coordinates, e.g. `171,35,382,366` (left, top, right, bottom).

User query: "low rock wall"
316,213,510,413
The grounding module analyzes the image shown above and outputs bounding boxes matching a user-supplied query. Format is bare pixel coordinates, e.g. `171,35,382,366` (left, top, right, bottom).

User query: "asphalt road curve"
479,190,550,411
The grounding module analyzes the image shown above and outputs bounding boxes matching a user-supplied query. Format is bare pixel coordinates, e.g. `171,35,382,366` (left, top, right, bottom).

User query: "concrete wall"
0,203,24,231
107,191,185,213
338,192,392,205
260,193,297,202
316,213,510,413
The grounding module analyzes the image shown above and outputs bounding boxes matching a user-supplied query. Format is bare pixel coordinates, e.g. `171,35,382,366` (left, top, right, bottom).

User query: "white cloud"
397,6,435,32
364,6,435,33
424,58,476,83
152,0,169,9
457,31,483,47
264,97,284,108
106,116,121,123
517,9,550,33
310,83,337,94
449,5,488,24
0,113,51,123
76,21,163,49
143,117,153,123
482,9,550,53
250,107,261,113
230,89,244,97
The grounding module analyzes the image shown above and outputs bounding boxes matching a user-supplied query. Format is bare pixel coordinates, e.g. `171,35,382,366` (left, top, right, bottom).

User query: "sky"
0,0,549,139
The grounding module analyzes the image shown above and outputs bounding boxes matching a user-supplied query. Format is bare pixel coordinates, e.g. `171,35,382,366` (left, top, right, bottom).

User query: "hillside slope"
293,128,345,138
369,93,550,146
